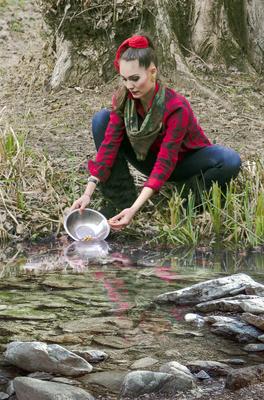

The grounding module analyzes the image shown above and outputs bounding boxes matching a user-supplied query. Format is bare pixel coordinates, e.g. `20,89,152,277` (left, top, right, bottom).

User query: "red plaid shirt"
88,85,212,191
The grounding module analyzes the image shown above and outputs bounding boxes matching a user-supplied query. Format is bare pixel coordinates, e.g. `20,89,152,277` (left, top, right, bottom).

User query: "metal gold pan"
64,208,110,241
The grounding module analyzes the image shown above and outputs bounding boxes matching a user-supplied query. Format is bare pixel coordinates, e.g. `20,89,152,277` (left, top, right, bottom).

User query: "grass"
153,160,264,249
0,126,263,249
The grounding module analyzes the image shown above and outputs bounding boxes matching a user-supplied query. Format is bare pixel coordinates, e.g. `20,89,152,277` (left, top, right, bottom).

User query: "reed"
0,125,263,249
154,160,264,249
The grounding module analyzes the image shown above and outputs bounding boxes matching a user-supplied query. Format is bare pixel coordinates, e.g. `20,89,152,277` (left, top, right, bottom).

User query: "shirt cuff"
143,178,162,192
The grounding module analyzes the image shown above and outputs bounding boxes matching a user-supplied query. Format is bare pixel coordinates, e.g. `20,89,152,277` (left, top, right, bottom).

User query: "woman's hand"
109,207,136,231
70,193,91,213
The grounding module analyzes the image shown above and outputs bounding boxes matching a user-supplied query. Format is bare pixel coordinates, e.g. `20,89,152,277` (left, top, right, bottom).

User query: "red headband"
114,35,149,72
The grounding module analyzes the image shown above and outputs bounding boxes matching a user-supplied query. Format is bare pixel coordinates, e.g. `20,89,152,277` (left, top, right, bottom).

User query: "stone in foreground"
159,361,196,390
4,341,93,376
155,273,256,305
120,370,190,398
14,377,94,400
225,364,264,390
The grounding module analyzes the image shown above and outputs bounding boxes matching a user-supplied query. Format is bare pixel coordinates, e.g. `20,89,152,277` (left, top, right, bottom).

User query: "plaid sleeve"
88,110,125,182
144,105,189,191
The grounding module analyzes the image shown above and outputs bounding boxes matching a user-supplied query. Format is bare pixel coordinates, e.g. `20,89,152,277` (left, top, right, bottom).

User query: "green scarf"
124,85,165,161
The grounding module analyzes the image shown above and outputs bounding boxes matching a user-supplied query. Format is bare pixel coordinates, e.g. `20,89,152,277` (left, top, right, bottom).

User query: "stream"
0,239,264,397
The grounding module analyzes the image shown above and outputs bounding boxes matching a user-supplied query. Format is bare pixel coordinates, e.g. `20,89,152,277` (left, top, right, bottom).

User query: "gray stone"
155,273,256,305
244,343,264,352
6,381,15,395
120,370,190,398
184,313,205,327
14,377,94,400
4,341,93,376
241,312,264,331
131,357,159,370
206,316,263,343
0,393,9,400
219,358,246,366
245,282,264,297
72,349,108,363
259,334,264,342
159,362,195,390
196,295,262,313
241,298,264,314
225,364,264,390
194,370,211,380
79,371,127,394
186,361,232,377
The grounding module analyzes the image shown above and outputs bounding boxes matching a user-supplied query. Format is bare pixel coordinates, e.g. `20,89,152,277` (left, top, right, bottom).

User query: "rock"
219,358,246,366
184,313,204,327
27,372,53,380
164,349,181,358
72,349,108,363
155,273,256,305
196,295,262,313
120,370,190,398
92,335,134,349
244,343,264,352
13,377,94,400
241,312,264,331
51,377,80,385
194,370,210,380
131,357,159,370
245,282,264,297
206,316,263,343
60,316,131,334
225,364,264,390
6,381,15,395
159,362,195,390
79,371,127,394
0,393,9,400
4,341,93,376
240,298,264,314
186,361,232,377
259,334,264,342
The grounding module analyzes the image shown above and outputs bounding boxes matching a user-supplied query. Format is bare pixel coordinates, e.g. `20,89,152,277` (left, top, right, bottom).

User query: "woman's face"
119,59,156,101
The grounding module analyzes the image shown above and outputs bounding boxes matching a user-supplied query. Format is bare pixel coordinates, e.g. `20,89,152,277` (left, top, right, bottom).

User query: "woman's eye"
131,76,139,82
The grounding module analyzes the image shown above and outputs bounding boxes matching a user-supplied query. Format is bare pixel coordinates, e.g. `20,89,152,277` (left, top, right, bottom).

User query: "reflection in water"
0,241,263,373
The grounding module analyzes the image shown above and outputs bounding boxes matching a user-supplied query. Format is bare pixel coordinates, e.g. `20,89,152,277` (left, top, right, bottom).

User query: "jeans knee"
92,109,110,136
221,148,241,178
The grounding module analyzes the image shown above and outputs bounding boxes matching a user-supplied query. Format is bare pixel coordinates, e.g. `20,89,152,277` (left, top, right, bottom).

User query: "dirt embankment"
1,1,264,171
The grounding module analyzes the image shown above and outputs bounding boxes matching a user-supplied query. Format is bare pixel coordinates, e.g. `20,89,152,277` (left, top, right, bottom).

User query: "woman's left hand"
108,208,136,231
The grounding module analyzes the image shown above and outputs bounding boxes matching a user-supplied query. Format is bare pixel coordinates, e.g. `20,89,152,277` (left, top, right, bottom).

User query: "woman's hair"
120,34,158,68
114,34,158,113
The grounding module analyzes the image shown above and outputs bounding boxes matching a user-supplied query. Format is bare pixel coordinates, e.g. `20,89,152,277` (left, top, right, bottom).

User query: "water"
0,239,264,395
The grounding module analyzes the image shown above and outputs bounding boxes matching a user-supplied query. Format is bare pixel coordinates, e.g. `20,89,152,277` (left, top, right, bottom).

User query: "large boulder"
196,295,264,313
155,274,256,305
13,377,94,400
4,342,93,376
120,370,190,398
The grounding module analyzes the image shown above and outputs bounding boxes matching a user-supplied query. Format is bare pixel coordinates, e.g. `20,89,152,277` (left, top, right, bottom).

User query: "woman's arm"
70,176,99,212
109,187,154,230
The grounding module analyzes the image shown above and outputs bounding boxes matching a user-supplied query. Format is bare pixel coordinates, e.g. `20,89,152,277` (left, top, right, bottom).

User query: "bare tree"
39,0,264,90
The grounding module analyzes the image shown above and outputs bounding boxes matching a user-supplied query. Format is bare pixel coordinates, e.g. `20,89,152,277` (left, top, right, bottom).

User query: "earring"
151,74,156,82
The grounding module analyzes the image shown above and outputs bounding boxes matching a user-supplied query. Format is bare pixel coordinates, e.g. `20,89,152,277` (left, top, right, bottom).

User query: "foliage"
0,126,263,250
0,127,88,241
153,160,264,249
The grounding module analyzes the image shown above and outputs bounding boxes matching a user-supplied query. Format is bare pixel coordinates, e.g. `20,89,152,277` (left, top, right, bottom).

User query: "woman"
70,35,241,231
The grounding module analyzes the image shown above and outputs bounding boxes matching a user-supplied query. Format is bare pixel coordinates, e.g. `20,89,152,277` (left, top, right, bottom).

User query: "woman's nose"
125,81,134,90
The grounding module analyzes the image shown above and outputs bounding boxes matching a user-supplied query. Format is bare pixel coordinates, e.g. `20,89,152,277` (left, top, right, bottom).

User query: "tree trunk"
39,0,264,89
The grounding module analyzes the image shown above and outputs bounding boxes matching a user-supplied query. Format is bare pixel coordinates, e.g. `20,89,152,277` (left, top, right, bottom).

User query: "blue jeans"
92,109,241,207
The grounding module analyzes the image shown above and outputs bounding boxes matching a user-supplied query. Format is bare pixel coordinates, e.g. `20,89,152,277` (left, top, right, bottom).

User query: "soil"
0,1,264,399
